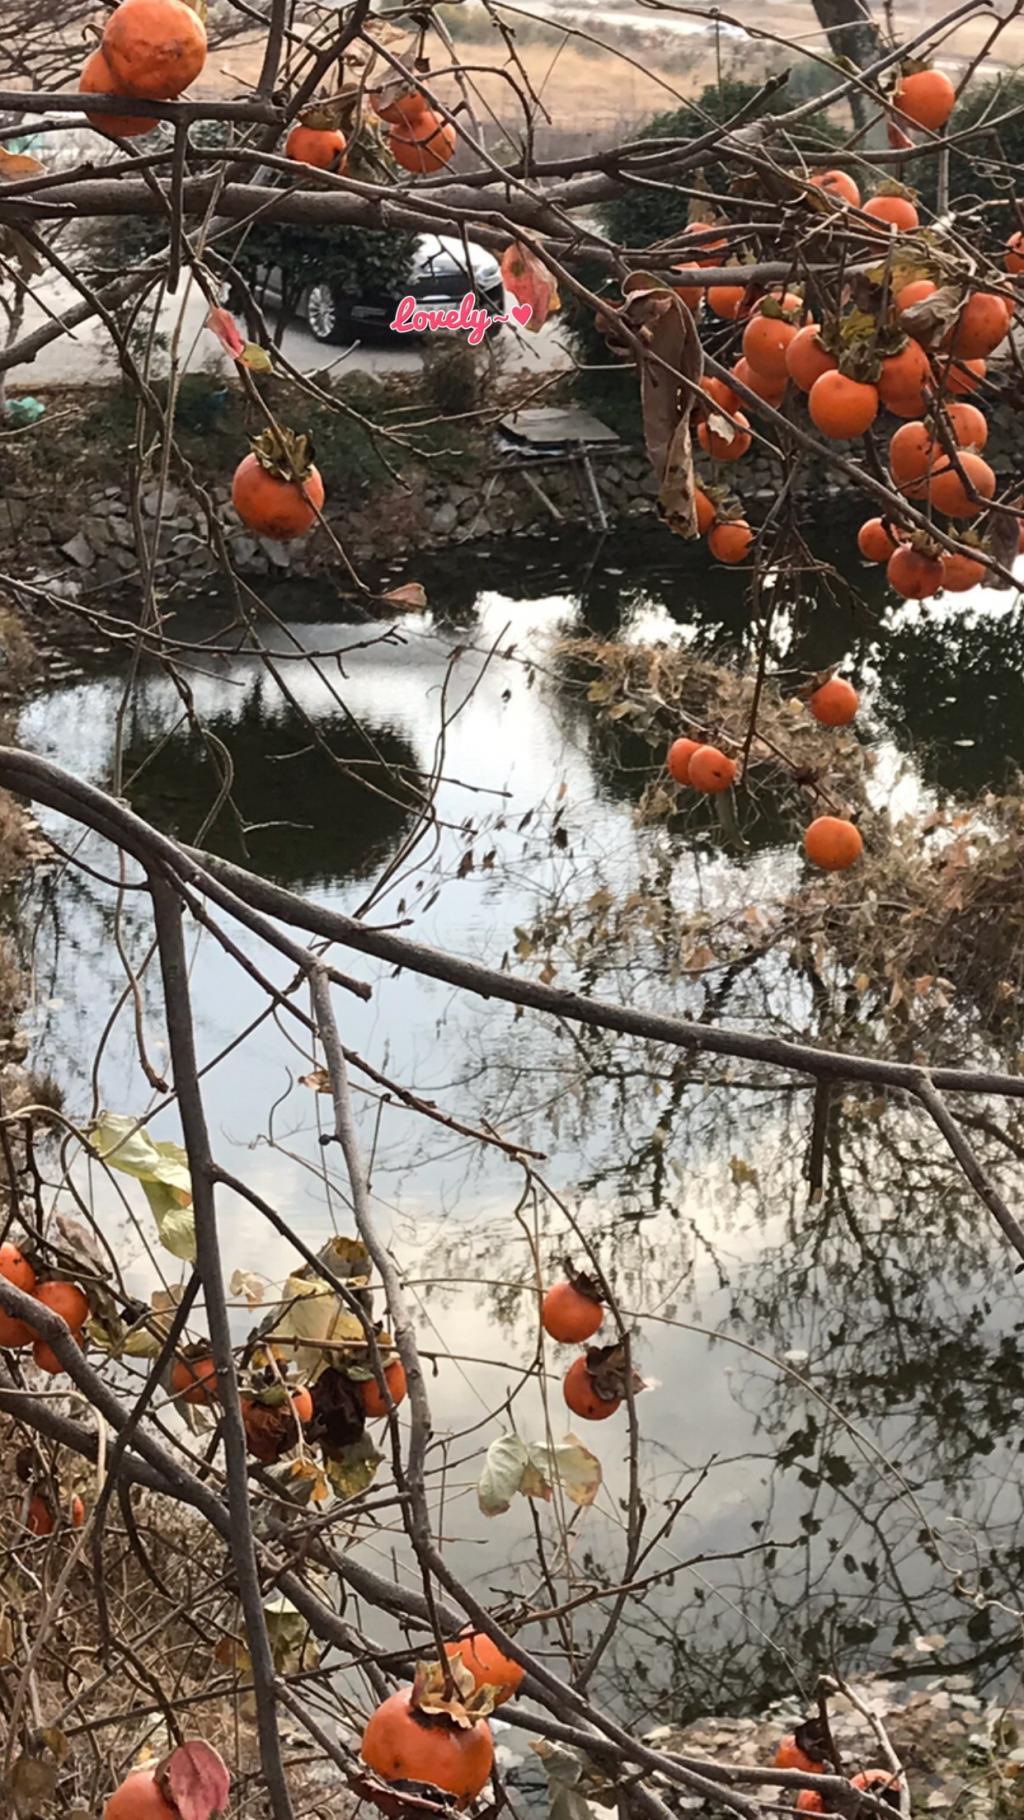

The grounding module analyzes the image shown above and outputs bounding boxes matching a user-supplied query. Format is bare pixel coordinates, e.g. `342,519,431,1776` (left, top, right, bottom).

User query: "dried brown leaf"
619,278,703,539
900,284,963,348
381,581,428,610
414,1655,499,1723
985,506,1019,578
8,1758,56,1818
0,149,44,179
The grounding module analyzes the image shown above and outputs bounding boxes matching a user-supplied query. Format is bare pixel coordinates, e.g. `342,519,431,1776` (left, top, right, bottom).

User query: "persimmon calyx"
249,426,317,485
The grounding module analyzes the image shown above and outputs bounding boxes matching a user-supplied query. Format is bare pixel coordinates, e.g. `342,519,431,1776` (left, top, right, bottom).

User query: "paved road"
5,273,573,391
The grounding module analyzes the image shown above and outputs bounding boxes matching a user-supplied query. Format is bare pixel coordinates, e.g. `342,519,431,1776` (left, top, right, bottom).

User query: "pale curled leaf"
478,1433,601,1513
526,1436,602,1509
89,1115,195,1260
531,1741,605,1820
54,1213,107,1278
239,342,272,372
229,1268,267,1307
322,1235,371,1277
381,581,428,610
899,284,963,347
281,1457,331,1505
156,1743,230,1820
276,1274,365,1349
123,1324,163,1359
477,1432,529,1515
89,1113,190,1191
263,1596,319,1673
37,1731,69,1767
323,1433,382,1500
706,408,735,442
142,1178,196,1261
299,1068,330,1092
124,1282,184,1355
519,1460,551,1501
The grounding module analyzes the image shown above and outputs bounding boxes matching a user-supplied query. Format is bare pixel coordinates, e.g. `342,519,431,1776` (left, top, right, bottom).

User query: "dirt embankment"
211,2,1024,154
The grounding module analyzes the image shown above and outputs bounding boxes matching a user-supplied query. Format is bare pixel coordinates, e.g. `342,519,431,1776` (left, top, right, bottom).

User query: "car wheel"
306,282,344,343
220,276,245,313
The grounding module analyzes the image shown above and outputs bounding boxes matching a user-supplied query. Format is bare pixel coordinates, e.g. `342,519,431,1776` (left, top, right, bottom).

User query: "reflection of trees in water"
428,1027,1024,1722
17,679,421,1101
408,775,1024,1725
872,601,1024,796
23,527,1024,1731
122,680,418,890
421,513,888,655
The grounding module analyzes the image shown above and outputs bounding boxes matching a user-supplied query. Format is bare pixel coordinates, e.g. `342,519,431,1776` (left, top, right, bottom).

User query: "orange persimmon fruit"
362,1689,494,1800
541,1280,603,1343
563,1355,622,1421
809,678,859,725
102,0,207,99
804,817,863,871
360,1358,407,1419
688,745,737,793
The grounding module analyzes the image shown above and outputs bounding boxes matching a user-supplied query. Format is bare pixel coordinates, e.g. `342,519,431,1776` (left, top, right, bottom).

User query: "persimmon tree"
3,0,1024,1816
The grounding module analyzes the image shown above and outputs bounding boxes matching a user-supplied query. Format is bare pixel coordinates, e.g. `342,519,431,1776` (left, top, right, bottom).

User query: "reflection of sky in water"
15,544,1024,1719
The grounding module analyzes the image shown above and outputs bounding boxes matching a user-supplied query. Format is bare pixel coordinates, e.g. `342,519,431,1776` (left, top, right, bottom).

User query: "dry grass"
0,1443,272,1810
213,3,1024,132
563,634,872,814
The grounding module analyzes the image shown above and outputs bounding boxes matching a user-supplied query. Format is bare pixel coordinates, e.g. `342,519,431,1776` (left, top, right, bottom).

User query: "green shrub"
561,74,844,423
911,72,1024,240
420,338,485,418
173,373,234,438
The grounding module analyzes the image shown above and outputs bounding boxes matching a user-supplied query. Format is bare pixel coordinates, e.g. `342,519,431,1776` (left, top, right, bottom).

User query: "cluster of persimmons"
169,1331,407,1451
359,1691,907,1808
80,0,207,136
97,1695,909,1815
541,1270,630,1418
667,677,864,872
1,1229,410,1515
78,0,457,175
691,245,1019,588
680,67,1022,593
776,1728,904,1815
281,77,458,176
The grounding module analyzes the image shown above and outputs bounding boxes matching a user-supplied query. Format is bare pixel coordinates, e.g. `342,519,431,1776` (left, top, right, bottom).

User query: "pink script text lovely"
389,291,532,345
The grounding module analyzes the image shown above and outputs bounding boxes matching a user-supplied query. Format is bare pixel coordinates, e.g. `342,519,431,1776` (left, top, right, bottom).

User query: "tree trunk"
810,0,884,132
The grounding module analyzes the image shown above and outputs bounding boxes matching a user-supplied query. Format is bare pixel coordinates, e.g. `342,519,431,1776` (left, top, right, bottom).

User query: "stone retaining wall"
657,1672,1017,1820
2,393,1016,599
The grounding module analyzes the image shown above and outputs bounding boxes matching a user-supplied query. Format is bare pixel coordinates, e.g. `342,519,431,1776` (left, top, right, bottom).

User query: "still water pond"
14,520,1024,1730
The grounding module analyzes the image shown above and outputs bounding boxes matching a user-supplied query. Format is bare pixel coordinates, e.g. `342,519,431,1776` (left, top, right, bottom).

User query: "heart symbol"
510,302,533,328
